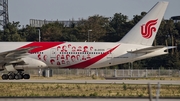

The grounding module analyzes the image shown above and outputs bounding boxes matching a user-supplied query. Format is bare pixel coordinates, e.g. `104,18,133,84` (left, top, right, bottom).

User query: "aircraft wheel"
14,75,19,80
15,74,22,80
20,74,23,79
24,74,30,79
1,74,8,80
8,74,14,80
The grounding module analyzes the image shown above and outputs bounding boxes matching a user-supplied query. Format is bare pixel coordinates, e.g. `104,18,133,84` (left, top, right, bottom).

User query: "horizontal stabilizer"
127,46,176,53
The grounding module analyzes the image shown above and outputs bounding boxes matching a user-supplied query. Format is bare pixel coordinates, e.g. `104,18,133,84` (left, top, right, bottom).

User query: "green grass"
0,82,179,97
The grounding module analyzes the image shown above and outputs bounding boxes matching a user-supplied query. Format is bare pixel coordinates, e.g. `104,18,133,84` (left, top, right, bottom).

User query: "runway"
0,79,180,84
0,98,179,101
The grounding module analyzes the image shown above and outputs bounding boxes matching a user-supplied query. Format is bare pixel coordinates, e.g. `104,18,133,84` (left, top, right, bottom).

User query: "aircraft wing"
127,46,176,54
0,46,38,64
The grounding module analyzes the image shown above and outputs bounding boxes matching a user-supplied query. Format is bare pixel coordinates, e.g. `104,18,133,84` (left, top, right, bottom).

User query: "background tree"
109,13,128,41
2,22,25,41
77,15,109,42
23,25,39,41
41,22,64,41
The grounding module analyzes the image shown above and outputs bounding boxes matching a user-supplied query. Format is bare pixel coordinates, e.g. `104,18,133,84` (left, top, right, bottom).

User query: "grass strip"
0,82,179,97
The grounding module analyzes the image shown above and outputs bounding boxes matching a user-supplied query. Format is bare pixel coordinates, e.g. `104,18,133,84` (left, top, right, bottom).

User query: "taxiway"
0,79,179,84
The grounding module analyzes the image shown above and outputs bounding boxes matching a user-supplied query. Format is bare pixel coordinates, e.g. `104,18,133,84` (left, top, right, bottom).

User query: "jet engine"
3,57,47,71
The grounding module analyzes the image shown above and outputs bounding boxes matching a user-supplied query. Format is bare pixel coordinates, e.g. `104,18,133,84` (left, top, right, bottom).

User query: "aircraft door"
50,48,56,58
107,48,114,65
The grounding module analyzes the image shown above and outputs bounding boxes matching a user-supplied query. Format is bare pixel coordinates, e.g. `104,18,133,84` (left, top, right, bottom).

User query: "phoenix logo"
141,19,158,39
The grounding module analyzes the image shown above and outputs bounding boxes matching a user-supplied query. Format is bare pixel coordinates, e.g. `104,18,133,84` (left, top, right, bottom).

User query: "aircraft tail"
119,1,168,46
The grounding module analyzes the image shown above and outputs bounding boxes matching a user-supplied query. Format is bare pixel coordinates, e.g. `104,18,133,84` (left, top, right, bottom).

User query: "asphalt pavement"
0,79,180,84
0,98,179,101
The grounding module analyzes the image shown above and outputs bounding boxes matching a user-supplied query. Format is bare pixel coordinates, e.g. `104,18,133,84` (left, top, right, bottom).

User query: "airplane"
0,1,174,80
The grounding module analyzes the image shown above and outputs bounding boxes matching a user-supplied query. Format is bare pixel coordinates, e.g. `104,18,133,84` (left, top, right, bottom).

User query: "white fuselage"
0,42,168,70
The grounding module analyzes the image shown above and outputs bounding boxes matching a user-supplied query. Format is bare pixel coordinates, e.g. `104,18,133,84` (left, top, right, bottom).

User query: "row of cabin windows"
59,52,111,54
31,52,111,54
31,52,44,54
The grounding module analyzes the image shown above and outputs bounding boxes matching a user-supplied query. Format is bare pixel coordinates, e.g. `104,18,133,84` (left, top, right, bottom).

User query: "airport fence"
18,68,180,78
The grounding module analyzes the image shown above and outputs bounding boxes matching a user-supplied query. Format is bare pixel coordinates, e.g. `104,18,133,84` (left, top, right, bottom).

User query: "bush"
123,83,127,90
92,74,97,79
138,94,143,97
89,92,98,97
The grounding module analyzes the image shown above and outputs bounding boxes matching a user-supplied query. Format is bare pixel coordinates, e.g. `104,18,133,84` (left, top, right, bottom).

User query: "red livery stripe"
65,44,120,68
18,42,65,53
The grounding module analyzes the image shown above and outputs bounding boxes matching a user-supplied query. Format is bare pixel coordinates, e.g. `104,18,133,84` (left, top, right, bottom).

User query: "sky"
9,0,180,26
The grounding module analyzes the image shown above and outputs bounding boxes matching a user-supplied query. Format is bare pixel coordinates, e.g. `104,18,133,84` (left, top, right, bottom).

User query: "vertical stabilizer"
119,1,168,46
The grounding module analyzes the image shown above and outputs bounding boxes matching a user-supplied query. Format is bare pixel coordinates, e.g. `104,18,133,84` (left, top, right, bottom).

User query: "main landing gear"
1,71,30,80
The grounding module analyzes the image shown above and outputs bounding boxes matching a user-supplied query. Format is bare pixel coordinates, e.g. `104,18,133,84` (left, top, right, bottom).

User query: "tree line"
0,12,180,69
